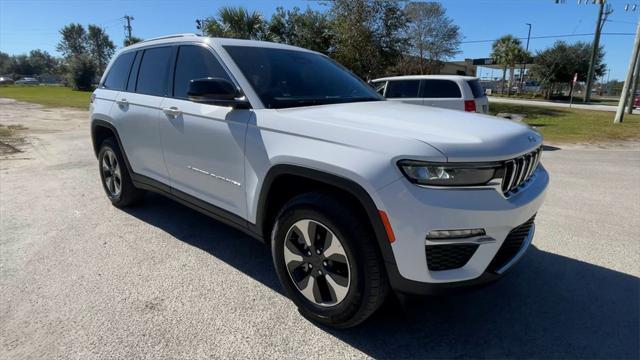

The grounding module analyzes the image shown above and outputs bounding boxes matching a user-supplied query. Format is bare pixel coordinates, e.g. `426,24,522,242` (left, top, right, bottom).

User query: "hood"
275,101,542,162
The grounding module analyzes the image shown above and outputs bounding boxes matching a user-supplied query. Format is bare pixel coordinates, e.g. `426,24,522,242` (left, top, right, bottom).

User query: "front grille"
487,216,536,273
426,244,479,271
501,147,542,195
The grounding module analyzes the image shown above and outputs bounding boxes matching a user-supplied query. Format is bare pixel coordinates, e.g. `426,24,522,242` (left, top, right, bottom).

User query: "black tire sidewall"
272,203,369,325
98,138,141,207
98,139,124,204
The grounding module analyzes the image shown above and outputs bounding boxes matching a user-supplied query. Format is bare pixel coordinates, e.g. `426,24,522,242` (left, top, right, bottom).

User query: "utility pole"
626,4,640,114
626,50,640,114
583,1,605,103
196,19,207,36
614,21,640,124
519,23,532,93
123,15,134,43
583,1,613,103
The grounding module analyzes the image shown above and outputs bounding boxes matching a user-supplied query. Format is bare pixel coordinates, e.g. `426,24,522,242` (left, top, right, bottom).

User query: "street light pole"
519,23,532,93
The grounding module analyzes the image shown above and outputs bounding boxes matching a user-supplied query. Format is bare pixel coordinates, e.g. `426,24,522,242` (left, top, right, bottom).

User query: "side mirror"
187,77,251,109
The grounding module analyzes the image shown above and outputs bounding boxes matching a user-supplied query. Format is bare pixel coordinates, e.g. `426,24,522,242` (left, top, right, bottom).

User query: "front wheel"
271,192,388,328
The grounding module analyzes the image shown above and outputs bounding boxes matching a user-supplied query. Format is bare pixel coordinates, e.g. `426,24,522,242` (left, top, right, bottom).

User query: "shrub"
66,54,96,91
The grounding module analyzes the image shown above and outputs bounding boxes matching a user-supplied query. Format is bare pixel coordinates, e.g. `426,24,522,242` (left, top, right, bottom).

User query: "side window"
420,80,462,98
102,51,135,91
136,46,173,96
385,80,420,98
371,81,386,95
173,45,231,99
126,51,141,92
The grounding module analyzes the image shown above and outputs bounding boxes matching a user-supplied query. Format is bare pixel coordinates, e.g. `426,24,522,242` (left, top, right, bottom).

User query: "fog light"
426,228,486,240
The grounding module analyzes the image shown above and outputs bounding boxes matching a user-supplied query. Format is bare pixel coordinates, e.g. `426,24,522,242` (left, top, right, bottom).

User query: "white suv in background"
371,75,489,114
90,34,547,328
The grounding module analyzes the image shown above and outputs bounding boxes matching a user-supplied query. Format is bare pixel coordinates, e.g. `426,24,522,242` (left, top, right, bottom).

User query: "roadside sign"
572,73,578,85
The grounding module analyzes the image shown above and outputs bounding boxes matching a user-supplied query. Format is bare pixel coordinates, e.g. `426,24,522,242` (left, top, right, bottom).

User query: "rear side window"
126,51,141,92
420,80,462,98
173,45,231,99
385,80,420,98
102,52,135,90
467,79,485,98
370,81,386,95
136,47,173,96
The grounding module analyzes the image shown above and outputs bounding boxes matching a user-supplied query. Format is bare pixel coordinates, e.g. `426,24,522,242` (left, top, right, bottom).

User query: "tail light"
464,100,476,112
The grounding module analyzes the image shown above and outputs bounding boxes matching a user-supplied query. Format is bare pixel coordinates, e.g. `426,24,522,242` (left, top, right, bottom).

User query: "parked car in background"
522,80,541,94
634,94,640,109
0,76,14,85
15,77,39,85
370,75,489,114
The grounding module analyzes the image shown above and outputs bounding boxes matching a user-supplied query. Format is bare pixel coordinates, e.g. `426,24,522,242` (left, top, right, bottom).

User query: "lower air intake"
426,244,479,271
487,216,536,273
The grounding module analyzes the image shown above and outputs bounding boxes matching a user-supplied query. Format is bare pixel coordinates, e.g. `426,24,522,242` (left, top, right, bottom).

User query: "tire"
98,137,144,207
271,192,388,328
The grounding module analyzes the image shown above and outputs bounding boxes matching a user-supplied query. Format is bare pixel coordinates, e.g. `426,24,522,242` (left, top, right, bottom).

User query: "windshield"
224,46,382,109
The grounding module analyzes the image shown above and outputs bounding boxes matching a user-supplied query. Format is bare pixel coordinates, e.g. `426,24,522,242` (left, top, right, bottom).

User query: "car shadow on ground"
125,193,639,359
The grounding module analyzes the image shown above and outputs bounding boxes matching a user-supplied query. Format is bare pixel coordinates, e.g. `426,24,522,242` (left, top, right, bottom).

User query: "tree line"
0,0,606,97
0,23,118,90
490,34,605,99
201,1,462,80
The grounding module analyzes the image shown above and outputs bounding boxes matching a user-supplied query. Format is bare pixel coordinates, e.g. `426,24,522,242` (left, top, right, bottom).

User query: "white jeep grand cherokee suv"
90,34,548,328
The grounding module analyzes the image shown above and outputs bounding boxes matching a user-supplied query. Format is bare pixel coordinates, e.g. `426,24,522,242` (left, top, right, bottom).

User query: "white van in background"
371,75,489,114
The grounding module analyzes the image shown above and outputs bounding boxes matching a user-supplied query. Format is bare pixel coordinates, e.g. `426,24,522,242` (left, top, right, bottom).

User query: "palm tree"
206,6,268,40
491,35,528,95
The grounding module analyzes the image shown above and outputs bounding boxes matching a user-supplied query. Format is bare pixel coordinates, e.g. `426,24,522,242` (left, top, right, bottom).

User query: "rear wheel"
271,192,388,328
98,138,144,207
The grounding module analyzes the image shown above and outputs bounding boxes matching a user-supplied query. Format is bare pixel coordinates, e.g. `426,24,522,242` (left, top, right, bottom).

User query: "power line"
460,32,635,44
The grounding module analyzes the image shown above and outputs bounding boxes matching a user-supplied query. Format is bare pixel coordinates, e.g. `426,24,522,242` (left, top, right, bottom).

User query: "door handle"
116,98,128,106
162,106,182,117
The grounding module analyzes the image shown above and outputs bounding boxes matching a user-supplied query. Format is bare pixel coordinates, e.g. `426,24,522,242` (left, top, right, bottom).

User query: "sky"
0,0,638,80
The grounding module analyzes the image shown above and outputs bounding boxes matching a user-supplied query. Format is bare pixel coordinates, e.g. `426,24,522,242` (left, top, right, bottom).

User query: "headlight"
398,160,498,186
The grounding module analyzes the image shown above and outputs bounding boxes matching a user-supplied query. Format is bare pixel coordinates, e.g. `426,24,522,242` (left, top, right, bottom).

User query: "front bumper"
375,164,549,294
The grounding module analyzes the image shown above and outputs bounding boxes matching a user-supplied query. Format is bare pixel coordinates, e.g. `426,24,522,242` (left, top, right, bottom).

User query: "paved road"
1,98,638,359
489,96,640,114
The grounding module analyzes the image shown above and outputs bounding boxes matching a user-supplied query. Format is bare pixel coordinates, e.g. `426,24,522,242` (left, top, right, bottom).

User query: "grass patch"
490,103,640,143
0,85,91,109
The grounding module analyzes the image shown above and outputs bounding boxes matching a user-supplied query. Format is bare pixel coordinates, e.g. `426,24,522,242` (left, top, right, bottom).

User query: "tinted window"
103,51,135,90
126,51,141,92
385,80,420,98
174,45,230,99
224,46,381,109
467,79,485,98
370,81,386,95
136,47,173,96
420,80,462,98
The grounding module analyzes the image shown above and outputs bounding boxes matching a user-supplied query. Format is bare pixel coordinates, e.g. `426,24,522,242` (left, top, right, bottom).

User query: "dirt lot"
1,98,638,359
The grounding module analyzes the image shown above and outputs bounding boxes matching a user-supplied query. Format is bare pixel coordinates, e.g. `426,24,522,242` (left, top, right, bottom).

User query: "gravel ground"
1,98,638,359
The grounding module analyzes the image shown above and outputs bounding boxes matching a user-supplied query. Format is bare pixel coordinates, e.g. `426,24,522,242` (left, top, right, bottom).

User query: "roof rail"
140,33,200,43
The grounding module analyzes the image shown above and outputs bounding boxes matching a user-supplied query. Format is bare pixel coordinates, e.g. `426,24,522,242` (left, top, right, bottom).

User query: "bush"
66,54,96,91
